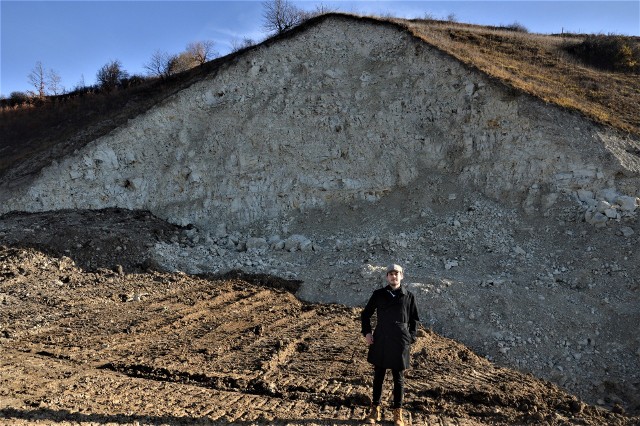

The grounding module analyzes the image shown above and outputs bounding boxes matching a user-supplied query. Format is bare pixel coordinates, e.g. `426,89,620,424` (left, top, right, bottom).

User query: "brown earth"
1,211,638,425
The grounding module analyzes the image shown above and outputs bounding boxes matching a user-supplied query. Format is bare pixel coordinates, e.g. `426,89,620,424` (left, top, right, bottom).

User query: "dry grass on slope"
401,19,640,137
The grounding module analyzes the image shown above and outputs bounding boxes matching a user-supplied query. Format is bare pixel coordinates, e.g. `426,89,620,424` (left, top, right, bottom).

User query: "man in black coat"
361,264,420,426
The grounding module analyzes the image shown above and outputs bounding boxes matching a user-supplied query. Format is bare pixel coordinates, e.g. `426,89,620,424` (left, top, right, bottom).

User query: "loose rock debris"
0,242,637,425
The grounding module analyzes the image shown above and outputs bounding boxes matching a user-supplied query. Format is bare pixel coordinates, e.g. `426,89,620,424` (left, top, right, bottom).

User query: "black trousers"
372,365,404,408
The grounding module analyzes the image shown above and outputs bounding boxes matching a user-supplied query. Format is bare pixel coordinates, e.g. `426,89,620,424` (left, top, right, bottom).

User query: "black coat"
361,285,420,371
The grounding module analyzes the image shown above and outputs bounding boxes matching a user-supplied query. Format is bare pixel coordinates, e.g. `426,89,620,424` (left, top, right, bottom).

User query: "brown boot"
393,407,405,426
366,404,381,424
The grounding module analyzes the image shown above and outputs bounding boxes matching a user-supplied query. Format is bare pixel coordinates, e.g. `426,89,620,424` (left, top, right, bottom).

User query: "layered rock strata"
1,16,638,228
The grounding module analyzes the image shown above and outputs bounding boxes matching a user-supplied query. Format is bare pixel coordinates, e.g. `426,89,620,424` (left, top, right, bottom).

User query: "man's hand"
365,333,374,345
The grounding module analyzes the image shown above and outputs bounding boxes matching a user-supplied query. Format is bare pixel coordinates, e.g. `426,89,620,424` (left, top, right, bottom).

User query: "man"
361,264,420,426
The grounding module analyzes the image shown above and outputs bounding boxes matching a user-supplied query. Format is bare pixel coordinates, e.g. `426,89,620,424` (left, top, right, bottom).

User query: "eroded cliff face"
1,16,640,413
2,17,638,228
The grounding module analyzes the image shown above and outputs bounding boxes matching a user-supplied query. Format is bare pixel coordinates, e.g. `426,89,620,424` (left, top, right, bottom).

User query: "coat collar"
385,284,406,295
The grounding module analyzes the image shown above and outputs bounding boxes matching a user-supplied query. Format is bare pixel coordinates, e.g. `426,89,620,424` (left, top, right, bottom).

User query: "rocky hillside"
2,15,639,227
1,13,639,416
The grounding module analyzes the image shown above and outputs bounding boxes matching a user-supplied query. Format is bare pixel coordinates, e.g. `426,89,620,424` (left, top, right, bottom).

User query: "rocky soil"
148,173,640,415
1,172,638,424
0,236,638,425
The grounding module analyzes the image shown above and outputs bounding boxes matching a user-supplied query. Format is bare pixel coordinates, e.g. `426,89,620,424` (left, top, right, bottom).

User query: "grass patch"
401,19,640,136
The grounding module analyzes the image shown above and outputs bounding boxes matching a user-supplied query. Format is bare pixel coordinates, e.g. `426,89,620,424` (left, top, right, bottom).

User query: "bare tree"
230,37,255,53
145,49,198,79
47,69,64,95
146,42,217,80
75,74,86,91
96,60,129,91
27,61,47,98
186,40,218,65
168,52,199,75
144,50,174,79
262,0,303,34
312,3,337,15
299,3,337,21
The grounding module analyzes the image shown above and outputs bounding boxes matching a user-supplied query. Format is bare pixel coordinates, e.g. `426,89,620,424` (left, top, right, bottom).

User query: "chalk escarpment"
2,17,638,227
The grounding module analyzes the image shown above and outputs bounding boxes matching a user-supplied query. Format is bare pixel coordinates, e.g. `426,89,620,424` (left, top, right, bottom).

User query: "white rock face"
2,16,639,413
1,16,638,230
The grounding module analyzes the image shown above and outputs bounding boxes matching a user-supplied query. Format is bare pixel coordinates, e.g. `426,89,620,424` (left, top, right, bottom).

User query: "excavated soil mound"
1,241,637,425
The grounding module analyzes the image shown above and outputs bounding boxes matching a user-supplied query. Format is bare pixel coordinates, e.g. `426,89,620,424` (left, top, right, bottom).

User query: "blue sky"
1,1,639,97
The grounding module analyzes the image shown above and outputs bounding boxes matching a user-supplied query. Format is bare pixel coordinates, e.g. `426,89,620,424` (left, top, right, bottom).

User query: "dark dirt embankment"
0,210,637,425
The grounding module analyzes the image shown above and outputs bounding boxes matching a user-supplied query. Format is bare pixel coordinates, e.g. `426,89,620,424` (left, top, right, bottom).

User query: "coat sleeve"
361,293,377,336
408,293,420,343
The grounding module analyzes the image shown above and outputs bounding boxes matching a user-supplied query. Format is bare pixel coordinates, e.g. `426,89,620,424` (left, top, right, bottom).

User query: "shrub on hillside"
97,60,130,91
8,91,30,107
501,22,528,33
567,34,639,73
120,75,147,89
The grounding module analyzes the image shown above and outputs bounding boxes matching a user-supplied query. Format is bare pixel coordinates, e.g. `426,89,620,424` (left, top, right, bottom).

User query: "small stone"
616,195,638,212
444,259,458,270
604,208,618,219
577,189,594,202
599,188,618,203
246,237,268,250
586,212,608,226
514,246,526,256
268,235,281,244
215,223,227,238
596,200,611,213
284,234,311,252
620,227,635,237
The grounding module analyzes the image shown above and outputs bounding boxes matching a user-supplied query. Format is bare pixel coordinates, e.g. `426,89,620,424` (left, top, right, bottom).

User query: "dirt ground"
1,211,638,425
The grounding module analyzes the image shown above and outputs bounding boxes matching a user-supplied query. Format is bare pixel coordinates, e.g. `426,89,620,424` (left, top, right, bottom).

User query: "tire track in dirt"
97,284,278,367
1,247,636,425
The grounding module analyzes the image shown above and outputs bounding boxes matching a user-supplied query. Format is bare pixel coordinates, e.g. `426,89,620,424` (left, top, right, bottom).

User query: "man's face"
386,270,403,288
